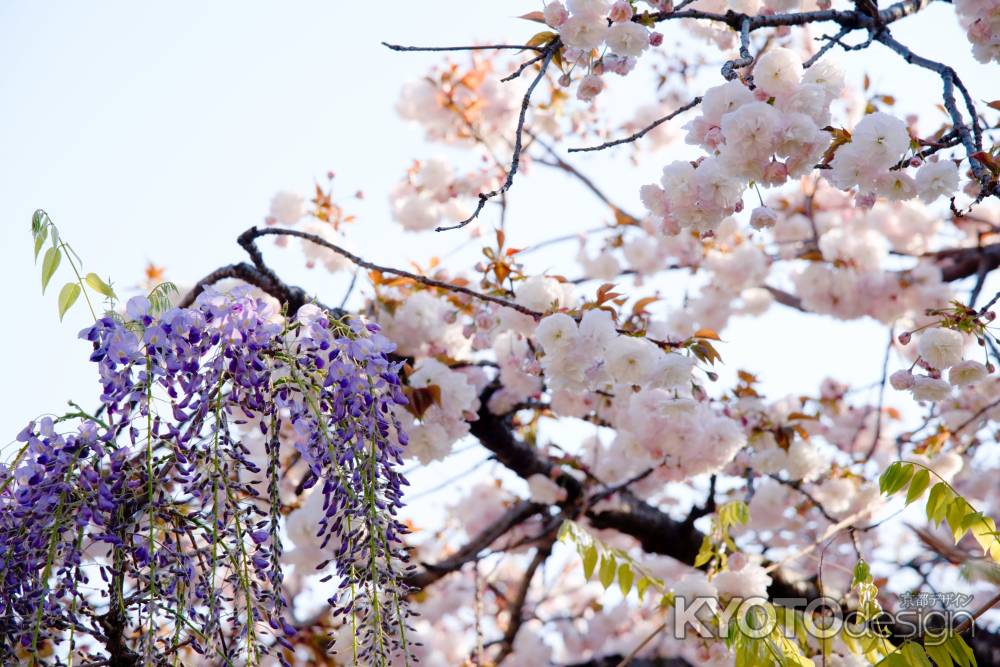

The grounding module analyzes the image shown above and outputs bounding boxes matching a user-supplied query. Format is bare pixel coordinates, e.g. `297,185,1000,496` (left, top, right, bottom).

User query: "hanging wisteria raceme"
0,287,413,666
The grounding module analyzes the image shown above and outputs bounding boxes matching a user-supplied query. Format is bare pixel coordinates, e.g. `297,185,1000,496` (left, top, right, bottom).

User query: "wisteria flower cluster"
0,288,413,666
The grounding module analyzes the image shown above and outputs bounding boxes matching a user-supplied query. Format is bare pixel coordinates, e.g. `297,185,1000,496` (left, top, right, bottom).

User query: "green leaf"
947,499,971,544
902,642,933,667
41,247,62,293
598,554,616,589
880,462,902,494
926,483,952,525
636,576,651,599
148,281,179,315
558,520,573,542
970,514,999,560
582,543,598,580
925,643,953,667
906,470,931,505
618,562,634,597
853,559,871,586
943,635,974,667
85,272,116,298
33,225,48,261
694,535,714,568
57,282,81,321
887,463,915,496
31,209,48,235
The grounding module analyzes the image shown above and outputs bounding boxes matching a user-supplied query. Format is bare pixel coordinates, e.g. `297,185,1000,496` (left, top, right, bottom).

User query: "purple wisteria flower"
0,288,413,666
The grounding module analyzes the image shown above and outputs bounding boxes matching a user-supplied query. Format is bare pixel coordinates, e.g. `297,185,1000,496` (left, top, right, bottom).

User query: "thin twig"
437,44,558,232
382,42,547,53
863,327,895,461
568,97,702,153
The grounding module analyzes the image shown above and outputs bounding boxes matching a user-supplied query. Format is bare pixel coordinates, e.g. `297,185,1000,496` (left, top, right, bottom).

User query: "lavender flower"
0,288,413,666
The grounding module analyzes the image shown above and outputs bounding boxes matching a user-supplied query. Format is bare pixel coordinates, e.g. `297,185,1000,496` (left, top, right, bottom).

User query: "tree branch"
435,43,558,231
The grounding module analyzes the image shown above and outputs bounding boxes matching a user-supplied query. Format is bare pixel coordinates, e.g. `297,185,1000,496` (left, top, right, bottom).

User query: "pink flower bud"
734,200,744,213
897,331,911,345
889,370,914,390
576,74,605,102
609,0,634,21
649,31,664,46
472,332,491,351
750,206,778,230
986,311,996,322
543,1,569,27
558,73,572,87
704,126,725,150
854,191,877,210
817,0,831,8
728,552,748,571
762,159,788,186
475,311,495,330
657,0,674,11
909,157,923,168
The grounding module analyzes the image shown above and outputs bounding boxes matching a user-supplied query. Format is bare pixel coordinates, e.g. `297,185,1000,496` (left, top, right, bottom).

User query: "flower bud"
750,206,778,230
576,74,605,102
897,331,911,345
649,31,664,46
543,1,569,27
762,159,788,186
609,0,633,22
889,370,914,390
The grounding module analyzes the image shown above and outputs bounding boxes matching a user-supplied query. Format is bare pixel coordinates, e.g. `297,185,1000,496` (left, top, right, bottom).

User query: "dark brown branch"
237,226,543,318
494,540,555,664
405,500,543,589
502,51,549,83
178,262,309,311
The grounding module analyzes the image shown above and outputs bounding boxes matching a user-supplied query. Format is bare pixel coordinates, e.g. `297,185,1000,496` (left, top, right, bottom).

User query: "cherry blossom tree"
4,1,1000,666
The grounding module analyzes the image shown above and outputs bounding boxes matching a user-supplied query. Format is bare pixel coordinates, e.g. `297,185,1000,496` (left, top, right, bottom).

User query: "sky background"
1,0,995,484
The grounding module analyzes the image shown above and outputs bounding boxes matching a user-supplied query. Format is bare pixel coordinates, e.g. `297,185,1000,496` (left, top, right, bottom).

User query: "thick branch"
178,262,309,311
405,500,543,589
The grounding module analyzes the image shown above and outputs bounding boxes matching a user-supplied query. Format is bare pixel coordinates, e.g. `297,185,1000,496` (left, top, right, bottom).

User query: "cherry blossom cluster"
544,0,659,100
389,158,499,232
954,0,1000,63
640,48,964,237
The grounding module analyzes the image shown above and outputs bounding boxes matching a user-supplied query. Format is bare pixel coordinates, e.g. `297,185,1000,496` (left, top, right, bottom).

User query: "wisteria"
0,288,412,666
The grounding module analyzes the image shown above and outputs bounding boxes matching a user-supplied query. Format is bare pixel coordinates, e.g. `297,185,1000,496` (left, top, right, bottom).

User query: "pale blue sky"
1,0,994,451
